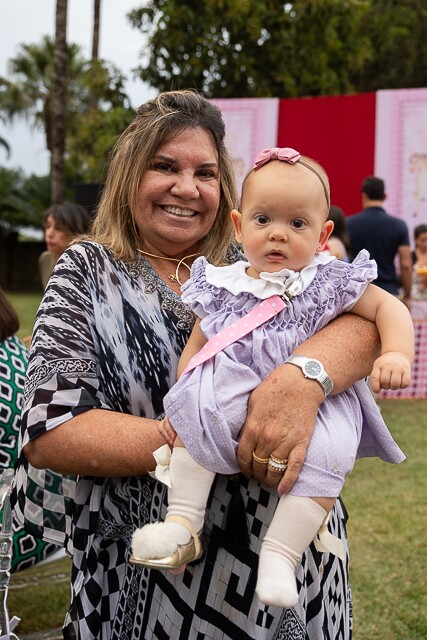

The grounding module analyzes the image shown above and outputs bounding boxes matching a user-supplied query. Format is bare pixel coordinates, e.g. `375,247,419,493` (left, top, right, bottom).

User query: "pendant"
168,274,178,283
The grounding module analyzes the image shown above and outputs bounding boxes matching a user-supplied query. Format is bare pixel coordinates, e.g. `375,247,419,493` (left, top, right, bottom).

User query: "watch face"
304,360,322,377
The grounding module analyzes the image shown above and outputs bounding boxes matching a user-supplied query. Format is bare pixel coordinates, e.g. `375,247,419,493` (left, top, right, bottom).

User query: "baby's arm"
350,284,414,392
176,318,208,378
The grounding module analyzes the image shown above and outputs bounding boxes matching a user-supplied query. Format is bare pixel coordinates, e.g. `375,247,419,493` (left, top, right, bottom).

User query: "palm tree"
92,0,101,61
0,115,10,158
0,36,86,155
0,9,131,188
51,0,68,203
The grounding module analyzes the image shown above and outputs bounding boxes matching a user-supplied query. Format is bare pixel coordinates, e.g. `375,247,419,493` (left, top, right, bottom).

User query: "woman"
13,90,379,639
327,205,351,261
411,224,427,300
410,224,427,320
38,202,92,288
0,286,59,572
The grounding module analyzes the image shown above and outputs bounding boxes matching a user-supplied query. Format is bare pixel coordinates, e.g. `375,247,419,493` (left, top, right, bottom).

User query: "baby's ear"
231,209,243,243
317,220,334,251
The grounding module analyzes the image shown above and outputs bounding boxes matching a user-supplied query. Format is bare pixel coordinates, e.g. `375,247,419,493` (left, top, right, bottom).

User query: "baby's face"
231,161,333,278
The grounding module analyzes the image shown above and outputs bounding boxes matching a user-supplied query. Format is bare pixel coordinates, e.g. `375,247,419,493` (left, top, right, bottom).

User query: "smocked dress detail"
164,251,405,496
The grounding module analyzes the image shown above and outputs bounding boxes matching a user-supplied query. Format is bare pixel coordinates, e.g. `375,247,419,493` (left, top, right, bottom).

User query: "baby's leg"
256,399,359,606
131,440,215,568
256,495,334,608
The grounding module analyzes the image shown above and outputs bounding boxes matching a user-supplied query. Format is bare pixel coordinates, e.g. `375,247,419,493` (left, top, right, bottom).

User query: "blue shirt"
347,206,410,294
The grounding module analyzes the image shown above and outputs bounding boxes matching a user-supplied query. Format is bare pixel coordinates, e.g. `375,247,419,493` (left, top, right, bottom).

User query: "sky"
0,0,157,175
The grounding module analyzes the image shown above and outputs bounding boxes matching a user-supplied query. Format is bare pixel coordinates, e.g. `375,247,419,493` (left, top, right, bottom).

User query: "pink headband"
253,147,330,207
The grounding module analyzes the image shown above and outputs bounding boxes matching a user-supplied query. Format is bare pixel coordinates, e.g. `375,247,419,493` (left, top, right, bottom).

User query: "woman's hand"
237,364,324,496
237,314,380,496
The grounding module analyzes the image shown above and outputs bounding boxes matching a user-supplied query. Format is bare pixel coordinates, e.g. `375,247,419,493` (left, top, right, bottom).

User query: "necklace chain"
137,249,199,286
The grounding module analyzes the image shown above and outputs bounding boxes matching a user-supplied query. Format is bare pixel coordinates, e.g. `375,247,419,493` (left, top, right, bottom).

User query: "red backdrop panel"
277,93,376,216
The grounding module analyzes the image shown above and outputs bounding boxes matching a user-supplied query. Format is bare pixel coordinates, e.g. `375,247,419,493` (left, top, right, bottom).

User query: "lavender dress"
164,251,405,496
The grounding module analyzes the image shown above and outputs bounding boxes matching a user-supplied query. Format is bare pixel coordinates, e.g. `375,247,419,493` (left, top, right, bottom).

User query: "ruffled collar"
205,253,335,299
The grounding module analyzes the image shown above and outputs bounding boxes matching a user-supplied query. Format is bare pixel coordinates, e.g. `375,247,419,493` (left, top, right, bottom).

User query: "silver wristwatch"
285,355,334,397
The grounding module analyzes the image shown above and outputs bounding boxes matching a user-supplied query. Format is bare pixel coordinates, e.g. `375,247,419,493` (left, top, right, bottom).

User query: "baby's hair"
297,158,330,210
241,154,330,213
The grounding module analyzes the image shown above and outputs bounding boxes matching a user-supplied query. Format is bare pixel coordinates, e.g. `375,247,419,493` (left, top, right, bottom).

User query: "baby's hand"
158,416,177,447
370,352,412,393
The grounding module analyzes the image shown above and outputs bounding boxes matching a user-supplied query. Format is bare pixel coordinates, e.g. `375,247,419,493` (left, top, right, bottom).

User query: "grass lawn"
342,399,426,640
7,291,42,341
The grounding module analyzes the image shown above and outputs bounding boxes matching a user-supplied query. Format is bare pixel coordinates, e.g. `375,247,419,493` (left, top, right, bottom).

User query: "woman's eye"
153,162,174,173
255,215,270,225
197,170,216,179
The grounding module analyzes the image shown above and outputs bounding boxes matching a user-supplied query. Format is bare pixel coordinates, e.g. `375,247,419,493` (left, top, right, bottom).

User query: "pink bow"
253,147,301,170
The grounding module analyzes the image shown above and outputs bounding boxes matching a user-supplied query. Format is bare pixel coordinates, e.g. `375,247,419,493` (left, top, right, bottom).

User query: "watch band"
285,355,334,397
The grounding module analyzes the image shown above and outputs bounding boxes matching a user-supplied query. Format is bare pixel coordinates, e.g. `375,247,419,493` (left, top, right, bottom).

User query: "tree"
0,36,86,154
0,167,50,235
0,36,132,185
51,0,68,204
128,0,370,98
0,115,10,158
353,0,427,92
92,0,101,60
128,0,427,98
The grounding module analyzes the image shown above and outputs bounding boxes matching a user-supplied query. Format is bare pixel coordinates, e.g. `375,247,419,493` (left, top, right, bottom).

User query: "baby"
131,147,413,608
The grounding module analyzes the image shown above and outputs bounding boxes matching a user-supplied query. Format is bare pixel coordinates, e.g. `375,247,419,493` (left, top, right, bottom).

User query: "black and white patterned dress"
13,242,352,639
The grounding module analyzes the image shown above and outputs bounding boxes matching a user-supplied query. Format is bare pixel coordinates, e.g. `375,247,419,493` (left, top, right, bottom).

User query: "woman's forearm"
24,408,165,477
292,314,380,393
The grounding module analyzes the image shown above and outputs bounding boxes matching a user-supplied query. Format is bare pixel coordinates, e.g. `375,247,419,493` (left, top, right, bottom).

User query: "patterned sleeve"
20,243,109,449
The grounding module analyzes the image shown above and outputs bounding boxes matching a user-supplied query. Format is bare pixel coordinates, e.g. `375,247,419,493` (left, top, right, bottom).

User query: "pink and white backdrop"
375,88,427,247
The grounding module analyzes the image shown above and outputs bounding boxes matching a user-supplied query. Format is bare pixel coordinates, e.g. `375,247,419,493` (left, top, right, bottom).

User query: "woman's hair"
88,89,238,264
43,202,92,236
414,224,427,240
327,205,351,254
0,286,19,342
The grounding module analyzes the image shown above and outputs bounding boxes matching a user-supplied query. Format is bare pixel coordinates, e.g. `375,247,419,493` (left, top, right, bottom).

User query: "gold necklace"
137,249,199,286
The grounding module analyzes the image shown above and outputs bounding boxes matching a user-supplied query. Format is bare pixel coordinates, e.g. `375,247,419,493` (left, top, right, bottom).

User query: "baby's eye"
291,218,306,229
254,214,270,225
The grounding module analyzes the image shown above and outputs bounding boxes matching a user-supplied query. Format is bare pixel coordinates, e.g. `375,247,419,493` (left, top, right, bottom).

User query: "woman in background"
411,224,427,316
38,202,92,288
327,205,351,261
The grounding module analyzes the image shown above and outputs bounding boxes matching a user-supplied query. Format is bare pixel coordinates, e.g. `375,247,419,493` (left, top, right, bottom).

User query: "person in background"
411,223,427,269
38,202,92,288
14,91,380,640
347,176,412,306
327,205,351,261
411,223,427,304
0,285,60,571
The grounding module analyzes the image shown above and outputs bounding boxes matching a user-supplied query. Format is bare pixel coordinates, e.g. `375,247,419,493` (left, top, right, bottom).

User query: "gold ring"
269,455,288,465
252,452,269,465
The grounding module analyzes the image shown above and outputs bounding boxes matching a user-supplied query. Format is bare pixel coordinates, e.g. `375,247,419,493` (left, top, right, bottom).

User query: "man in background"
347,176,412,307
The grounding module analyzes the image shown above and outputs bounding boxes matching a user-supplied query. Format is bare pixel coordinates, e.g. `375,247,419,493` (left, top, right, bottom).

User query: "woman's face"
134,127,221,258
44,215,72,259
415,231,427,253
